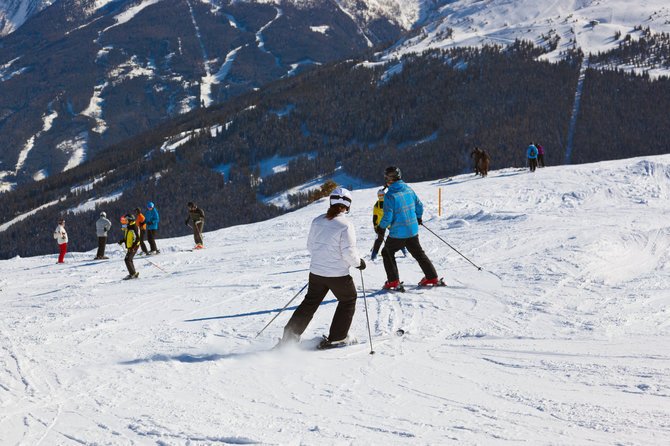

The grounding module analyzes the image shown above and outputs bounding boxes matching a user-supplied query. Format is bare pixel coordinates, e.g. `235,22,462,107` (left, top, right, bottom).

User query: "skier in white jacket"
53,218,68,263
279,186,366,349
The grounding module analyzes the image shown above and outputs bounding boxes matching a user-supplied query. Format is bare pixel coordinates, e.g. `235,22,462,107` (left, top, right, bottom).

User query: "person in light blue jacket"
144,202,160,254
527,142,538,172
379,166,439,289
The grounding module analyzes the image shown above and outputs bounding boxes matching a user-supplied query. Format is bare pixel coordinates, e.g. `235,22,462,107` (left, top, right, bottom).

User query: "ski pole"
359,269,375,355
421,223,483,271
255,282,309,338
144,257,169,274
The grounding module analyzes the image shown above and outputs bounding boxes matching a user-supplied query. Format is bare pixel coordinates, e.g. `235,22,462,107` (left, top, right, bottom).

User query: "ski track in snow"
2,156,670,443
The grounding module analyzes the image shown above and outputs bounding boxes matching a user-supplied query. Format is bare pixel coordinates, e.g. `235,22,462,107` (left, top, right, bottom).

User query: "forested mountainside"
0,0,404,190
1,41,670,259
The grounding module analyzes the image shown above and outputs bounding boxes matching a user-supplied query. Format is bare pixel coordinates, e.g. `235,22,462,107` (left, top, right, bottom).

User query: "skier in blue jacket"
527,142,539,172
144,202,160,254
378,166,439,289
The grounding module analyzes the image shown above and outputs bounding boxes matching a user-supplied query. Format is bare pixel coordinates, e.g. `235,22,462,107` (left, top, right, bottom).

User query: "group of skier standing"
54,201,206,280
279,166,441,350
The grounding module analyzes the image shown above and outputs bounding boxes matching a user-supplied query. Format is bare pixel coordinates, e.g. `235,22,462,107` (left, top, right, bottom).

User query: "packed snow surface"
1,155,670,444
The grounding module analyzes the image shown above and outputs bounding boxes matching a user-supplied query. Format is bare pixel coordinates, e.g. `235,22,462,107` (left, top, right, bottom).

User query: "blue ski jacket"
527,145,538,159
378,180,422,239
145,208,159,230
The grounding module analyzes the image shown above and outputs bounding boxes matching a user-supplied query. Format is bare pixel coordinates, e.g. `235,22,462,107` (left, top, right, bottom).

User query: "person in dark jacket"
379,166,439,289
185,202,205,248
95,211,112,259
118,214,141,279
278,187,366,349
144,202,160,254
536,143,546,167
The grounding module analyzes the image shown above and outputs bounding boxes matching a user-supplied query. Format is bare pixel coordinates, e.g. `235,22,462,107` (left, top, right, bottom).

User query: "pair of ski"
275,329,406,352
383,278,446,293
317,329,407,352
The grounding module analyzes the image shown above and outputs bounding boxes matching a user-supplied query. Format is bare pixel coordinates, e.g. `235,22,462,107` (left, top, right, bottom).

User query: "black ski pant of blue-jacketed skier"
382,235,437,283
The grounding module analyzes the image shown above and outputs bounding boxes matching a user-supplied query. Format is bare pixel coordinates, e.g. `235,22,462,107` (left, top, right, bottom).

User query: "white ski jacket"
96,217,112,237
307,212,360,277
54,224,68,245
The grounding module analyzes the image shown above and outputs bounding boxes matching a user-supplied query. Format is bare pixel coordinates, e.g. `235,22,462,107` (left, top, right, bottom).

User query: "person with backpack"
133,207,149,255
118,214,141,279
53,217,68,263
379,166,440,290
278,186,366,349
527,142,539,172
144,202,160,254
185,202,205,249
95,211,112,259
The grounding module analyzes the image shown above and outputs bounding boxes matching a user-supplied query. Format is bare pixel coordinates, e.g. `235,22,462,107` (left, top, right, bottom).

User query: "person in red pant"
53,218,68,263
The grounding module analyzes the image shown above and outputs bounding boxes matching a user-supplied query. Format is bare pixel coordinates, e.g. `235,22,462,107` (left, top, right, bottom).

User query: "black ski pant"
124,246,137,275
138,228,149,254
382,235,437,283
284,273,357,342
147,229,158,252
529,158,538,172
192,221,204,245
96,236,107,258
371,227,385,256
538,154,545,167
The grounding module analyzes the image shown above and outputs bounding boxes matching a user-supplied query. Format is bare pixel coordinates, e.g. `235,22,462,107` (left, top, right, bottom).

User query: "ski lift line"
566,59,588,164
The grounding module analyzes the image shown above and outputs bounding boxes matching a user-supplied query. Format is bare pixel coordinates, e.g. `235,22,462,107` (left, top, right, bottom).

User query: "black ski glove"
356,258,366,270
417,217,423,225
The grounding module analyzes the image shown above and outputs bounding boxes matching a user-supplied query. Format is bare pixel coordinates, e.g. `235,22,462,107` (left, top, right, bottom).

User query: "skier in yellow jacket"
118,214,141,279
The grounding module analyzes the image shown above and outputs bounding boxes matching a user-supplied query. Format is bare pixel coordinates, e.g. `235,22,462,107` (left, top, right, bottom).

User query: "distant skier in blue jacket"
527,142,539,172
144,202,160,254
378,166,439,289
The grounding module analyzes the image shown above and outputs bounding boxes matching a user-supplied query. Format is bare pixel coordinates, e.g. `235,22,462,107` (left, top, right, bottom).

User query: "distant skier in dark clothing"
279,186,366,350
95,211,112,259
536,143,546,167
471,147,490,177
185,202,205,249
379,166,439,289
527,142,539,172
144,202,160,254
118,214,140,279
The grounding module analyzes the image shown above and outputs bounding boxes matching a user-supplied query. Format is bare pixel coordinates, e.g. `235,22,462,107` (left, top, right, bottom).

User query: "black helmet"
384,166,402,182
125,214,136,224
187,202,195,208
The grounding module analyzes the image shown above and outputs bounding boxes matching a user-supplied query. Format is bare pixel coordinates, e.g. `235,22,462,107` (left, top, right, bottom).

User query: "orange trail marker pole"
439,188,441,216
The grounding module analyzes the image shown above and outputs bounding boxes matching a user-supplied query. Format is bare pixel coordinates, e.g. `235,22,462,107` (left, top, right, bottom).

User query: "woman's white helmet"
330,186,352,210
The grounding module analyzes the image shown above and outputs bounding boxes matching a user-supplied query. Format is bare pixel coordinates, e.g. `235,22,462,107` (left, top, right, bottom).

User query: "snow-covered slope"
2,155,669,444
